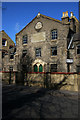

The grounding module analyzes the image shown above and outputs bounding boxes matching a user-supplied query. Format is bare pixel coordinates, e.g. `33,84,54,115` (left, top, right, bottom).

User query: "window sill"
36,56,41,58
51,56,57,57
2,45,7,47
14,54,18,56
10,59,14,61
23,44,28,46
51,39,57,42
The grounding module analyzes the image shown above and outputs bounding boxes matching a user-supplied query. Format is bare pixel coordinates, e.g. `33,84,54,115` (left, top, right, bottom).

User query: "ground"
2,84,80,119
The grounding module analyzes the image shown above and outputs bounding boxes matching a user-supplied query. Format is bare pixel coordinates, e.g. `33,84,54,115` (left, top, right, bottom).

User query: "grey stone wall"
2,13,80,74
16,15,69,72
26,73,78,91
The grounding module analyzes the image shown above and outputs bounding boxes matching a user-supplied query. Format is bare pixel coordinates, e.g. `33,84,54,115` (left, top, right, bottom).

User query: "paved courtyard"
2,85,80,119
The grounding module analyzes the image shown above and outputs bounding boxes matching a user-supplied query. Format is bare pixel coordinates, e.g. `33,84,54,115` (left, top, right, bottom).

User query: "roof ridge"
16,13,62,36
40,14,62,23
16,16,37,36
73,16,79,23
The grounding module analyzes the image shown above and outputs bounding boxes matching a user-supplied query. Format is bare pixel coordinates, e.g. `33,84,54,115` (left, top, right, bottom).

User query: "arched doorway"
34,64,38,72
39,64,43,72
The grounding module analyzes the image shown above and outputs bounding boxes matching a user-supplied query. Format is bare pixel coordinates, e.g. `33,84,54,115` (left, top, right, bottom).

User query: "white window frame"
51,29,58,40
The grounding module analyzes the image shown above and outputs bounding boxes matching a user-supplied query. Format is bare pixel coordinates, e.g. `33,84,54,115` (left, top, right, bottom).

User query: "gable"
2,30,15,51
16,13,62,36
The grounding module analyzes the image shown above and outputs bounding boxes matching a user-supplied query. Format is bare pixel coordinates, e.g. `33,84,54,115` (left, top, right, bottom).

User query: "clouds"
15,22,26,33
15,22,20,33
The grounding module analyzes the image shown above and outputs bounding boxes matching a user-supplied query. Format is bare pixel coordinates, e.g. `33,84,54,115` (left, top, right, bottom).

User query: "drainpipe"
68,35,74,50
67,34,74,72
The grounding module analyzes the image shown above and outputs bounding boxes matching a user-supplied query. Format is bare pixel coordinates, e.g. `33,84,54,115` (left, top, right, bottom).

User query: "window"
2,39,7,46
22,50,27,57
77,45,80,54
22,35,27,44
77,66,80,73
35,48,41,57
10,52,14,59
9,66,13,71
14,48,16,55
51,29,57,40
39,64,43,72
50,64,57,72
9,45,13,49
34,64,38,72
2,51,5,58
51,47,57,56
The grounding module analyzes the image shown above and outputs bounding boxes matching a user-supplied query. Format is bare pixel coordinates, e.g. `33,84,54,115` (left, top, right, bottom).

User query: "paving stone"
2,85,79,119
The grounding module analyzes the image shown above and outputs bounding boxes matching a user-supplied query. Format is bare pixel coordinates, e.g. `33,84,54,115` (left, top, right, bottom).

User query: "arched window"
34,64,38,72
39,64,43,72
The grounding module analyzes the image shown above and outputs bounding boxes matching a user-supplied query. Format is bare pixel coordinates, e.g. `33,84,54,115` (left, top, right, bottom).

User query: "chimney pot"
37,12,40,18
62,11,68,17
70,12,73,17
63,12,65,17
62,11,69,24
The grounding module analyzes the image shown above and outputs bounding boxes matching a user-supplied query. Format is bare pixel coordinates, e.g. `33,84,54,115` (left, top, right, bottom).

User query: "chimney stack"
61,11,69,24
70,12,76,32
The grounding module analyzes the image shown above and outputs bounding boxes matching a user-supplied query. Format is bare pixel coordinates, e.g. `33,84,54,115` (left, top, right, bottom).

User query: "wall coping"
1,71,80,74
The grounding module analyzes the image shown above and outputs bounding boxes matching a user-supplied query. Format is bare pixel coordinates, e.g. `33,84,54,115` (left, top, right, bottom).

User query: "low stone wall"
2,72,16,84
27,73,45,87
27,73,79,91
51,74,78,91
1,71,79,91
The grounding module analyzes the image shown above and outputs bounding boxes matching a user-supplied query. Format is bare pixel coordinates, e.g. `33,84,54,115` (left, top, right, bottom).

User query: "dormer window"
2,39,7,46
22,35,27,44
51,29,57,40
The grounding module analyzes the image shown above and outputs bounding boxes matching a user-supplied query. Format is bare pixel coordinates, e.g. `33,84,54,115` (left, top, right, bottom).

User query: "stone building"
2,11,80,73
15,11,80,73
1,11,80,90
1,30,16,71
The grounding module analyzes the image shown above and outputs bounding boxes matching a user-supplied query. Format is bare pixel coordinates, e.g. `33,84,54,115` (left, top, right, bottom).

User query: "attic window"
2,39,7,46
22,35,27,44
